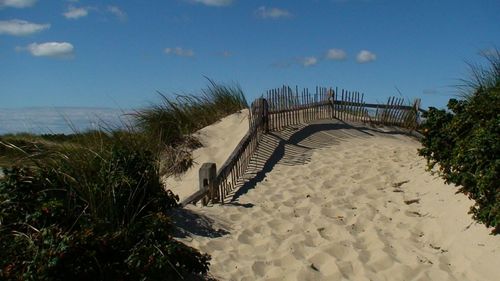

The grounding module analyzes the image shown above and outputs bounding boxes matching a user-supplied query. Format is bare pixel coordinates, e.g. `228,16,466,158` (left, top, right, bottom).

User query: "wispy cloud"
256,6,292,19
0,19,50,36
272,56,319,68
164,47,194,57
356,50,376,63
192,0,233,7
271,60,293,69
220,50,232,57
17,42,74,58
107,5,127,21
300,56,318,67
63,6,89,19
0,0,37,8
326,48,347,60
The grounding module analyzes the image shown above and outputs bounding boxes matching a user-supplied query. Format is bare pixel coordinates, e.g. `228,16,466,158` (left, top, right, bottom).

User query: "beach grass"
0,79,249,280
133,79,248,146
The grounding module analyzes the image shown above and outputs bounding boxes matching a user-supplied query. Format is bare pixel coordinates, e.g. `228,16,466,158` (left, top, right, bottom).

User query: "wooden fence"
266,86,422,131
182,86,423,206
181,98,268,206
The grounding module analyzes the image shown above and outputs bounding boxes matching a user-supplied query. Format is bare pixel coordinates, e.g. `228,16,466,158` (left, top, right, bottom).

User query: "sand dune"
172,120,499,281
163,109,249,202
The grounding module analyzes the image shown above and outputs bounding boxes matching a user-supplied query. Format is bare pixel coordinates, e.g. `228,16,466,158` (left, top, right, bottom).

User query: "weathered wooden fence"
266,86,421,131
182,86,423,206
181,98,268,206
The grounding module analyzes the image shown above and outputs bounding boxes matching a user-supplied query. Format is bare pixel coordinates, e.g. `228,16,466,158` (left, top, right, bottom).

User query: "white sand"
174,120,499,281
163,109,249,202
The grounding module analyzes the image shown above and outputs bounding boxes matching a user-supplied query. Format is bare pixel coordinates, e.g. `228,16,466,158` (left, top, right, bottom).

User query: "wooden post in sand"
413,98,421,128
199,162,217,206
260,98,269,133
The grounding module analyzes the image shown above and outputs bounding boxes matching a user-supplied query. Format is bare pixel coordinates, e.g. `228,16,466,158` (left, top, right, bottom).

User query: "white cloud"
63,6,89,19
0,19,50,36
0,0,36,8
192,0,233,7
19,42,74,58
164,47,194,57
107,5,127,21
326,48,347,60
256,6,292,19
356,50,376,63
301,56,318,67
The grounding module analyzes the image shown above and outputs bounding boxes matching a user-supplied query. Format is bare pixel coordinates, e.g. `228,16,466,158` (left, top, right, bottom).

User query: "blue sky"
1,0,499,113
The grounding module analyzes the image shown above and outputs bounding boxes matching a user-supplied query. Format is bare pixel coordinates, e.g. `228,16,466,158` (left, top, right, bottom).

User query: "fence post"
262,98,269,133
199,163,217,206
328,88,335,120
413,98,421,129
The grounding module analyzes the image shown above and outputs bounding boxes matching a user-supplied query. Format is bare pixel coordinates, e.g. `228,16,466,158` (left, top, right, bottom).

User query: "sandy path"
174,120,499,281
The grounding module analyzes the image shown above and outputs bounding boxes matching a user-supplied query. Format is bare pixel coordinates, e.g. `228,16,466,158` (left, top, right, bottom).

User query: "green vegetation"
0,131,107,168
134,78,247,146
0,80,248,280
418,50,500,233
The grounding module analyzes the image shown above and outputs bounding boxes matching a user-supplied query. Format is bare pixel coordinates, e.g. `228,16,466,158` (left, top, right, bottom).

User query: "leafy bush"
418,51,500,233
0,131,210,280
0,79,249,279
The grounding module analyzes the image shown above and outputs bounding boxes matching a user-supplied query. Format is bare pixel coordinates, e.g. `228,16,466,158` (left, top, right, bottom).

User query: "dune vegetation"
0,80,247,280
419,50,500,233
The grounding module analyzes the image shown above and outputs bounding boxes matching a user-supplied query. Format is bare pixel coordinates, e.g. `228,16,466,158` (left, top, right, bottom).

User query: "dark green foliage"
418,51,500,233
0,132,210,280
0,79,250,279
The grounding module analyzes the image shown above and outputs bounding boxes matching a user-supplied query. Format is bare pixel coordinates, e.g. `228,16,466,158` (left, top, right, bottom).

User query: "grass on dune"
1,79,248,175
459,48,500,99
0,79,249,279
133,79,248,146
0,128,211,280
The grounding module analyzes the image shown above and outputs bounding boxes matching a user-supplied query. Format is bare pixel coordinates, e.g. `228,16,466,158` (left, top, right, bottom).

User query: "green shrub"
0,79,248,278
0,131,210,280
419,51,500,233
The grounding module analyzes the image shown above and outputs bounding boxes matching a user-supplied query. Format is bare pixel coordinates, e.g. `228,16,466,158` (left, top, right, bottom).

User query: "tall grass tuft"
459,48,500,99
134,79,248,145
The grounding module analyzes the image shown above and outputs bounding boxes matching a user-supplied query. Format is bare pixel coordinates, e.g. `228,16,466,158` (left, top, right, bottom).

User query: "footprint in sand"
237,229,258,244
204,239,227,251
308,251,341,276
266,219,294,234
367,252,396,272
405,210,424,217
251,261,269,277
323,242,355,260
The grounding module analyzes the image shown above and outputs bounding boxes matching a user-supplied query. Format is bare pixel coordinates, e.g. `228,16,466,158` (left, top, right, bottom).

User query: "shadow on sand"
169,207,230,239
228,119,419,203
169,119,419,238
